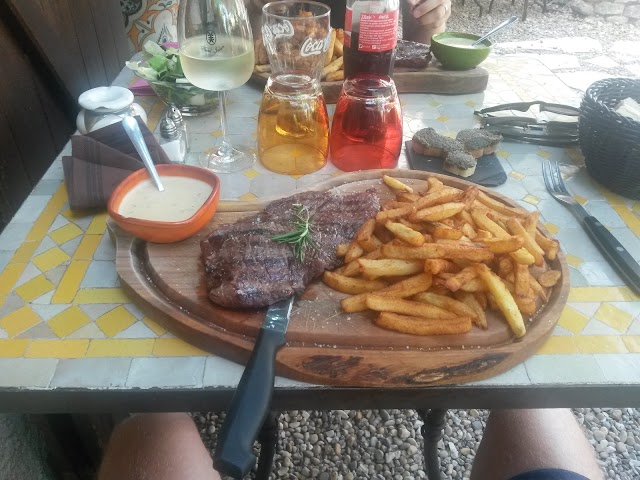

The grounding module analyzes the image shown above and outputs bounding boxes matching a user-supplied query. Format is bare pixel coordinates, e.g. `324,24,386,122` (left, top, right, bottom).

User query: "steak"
394,40,432,70
201,189,380,309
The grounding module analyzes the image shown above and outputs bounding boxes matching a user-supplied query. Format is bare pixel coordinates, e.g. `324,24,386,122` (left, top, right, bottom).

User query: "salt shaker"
159,117,187,164
167,106,190,152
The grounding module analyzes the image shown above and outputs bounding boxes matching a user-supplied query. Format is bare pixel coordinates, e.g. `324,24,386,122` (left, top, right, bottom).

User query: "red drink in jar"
329,74,403,171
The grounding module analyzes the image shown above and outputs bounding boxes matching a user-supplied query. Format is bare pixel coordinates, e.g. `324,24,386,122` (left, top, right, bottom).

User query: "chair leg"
419,409,448,480
523,0,529,20
489,0,495,13
255,411,279,480
473,0,484,17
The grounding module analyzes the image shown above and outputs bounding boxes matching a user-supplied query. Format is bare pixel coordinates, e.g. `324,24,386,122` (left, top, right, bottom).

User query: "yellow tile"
73,288,130,304
568,287,639,302
436,116,449,122
509,171,525,180
145,99,166,132
239,193,257,201
48,306,91,338
61,208,95,222
86,213,108,235
153,338,209,356
612,205,640,237
544,223,560,235
536,149,551,159
243,169,259,179
430,101,441,108
565,254,583,268
290,174,303,180
0,339,30,357
73,235,102,260
595,303,633,333
523,194,539,206
597,185,629,206
557,306,589,334
26,339,89,358
86,339,154,357
49,223,83,245
15,275,55,302
142,317,167,336
211,130,224,138
496,150,510,158
0,264,25,296
51,261,90,304
623,336,640,353
633,202,640,216
96,306,136,337
0,306,41,337
10,242,39,263
574,195,588,206
537,336,578,354
574,336,628,354
26,184,68,242
465,100,476,107
32,247,70,272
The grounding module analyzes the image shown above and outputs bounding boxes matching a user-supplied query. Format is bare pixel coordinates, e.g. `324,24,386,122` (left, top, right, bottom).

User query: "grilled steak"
395,40,432,70
201,189,380,308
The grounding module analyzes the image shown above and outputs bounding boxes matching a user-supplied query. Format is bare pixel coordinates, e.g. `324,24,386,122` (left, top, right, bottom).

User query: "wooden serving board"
249,65,489,104
110,170,569,387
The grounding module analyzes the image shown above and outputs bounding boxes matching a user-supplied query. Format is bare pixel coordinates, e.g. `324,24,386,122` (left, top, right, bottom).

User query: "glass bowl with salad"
127,41,218,116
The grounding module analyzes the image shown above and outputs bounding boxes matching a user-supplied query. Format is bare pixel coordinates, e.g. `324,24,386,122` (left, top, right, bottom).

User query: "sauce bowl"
430,33,492,71
108,164,220,243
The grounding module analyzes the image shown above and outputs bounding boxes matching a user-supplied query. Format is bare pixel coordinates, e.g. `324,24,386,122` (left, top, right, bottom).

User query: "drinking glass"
178,0,256,173
329,74,403,171
258,1,332,175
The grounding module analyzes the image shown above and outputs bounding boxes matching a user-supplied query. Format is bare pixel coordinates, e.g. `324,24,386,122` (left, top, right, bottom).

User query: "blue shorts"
511,469,589,480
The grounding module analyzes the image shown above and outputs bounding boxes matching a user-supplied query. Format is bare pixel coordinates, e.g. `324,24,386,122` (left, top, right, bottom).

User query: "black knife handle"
583,215,640,295
213,328,284,479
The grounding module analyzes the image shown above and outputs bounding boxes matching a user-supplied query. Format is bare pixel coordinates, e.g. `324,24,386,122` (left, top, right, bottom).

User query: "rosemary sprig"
271,203,317,261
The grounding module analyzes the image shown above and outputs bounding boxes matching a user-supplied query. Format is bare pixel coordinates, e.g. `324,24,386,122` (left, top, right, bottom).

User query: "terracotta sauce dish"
108,164,220,243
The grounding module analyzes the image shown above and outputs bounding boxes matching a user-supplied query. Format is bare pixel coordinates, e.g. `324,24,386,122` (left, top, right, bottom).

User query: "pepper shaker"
167,106,190,153
159,117,187,164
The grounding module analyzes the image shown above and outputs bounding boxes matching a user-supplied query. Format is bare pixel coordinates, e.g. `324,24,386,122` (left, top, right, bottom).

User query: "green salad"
126,41,185,82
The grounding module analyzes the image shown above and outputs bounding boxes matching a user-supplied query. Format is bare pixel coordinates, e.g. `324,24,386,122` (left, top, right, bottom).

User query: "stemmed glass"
178,0,256,173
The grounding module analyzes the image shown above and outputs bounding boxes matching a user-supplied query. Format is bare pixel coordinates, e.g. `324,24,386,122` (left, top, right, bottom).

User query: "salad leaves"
126,41,185,82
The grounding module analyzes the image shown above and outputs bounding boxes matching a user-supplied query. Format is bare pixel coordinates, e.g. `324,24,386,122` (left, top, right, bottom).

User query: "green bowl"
431,32,492,71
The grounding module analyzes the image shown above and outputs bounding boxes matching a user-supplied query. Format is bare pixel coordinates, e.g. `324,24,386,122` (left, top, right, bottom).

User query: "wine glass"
178,0,256,173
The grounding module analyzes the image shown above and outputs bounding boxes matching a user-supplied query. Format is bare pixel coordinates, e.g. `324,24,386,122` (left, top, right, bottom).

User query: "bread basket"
579,78,640,199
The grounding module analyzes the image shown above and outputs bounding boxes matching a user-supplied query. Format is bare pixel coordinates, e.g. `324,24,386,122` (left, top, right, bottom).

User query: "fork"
542,159,640,294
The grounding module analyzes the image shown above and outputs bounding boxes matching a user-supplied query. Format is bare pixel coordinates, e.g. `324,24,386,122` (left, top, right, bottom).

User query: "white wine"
180,35,255,90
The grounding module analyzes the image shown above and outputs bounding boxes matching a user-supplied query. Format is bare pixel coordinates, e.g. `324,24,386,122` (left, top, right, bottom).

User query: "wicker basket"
579,78,640,199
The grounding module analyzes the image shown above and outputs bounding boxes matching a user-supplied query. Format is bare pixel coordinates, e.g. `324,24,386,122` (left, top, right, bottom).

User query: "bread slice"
412,128,462,157
456,129,503,158
443,150,477,178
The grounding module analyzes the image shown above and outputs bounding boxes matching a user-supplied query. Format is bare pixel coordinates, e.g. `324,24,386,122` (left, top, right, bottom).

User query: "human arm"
402,0,451,44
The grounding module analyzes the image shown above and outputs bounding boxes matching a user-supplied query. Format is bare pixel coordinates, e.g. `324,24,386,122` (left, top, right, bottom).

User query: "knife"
213,296,294,479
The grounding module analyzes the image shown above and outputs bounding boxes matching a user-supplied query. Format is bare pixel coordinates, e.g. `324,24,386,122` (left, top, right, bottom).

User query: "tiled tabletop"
1,55,640,409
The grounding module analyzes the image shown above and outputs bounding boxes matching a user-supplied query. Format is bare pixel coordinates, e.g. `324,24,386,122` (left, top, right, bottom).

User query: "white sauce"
118,176,213,222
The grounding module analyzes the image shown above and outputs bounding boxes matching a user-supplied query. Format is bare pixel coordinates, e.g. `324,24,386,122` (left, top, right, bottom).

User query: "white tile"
11,195,51,224
80,304,119,320
610,302,640,318
0,359,58,387
127,357,205,388
32,179,63,196
525,354,605,384
0,250,11,273
203,356,244,387
608,228,640,263
60,237,82,257
94,233,116,261
584,201,626,229
81,261,119,288
467,363,530,386
49,214,70,231
584,56,620,69
0,223,31,251
568,302,601,318
33,304,70,321
33,236,57,256
250,174,296,198
296,175,332,190
274,376,313,388
578,261,624,287
50,358,131,388
0,328,7,339
594,354,640,383
552,325,574,336
491,181,528,202
114,322,155,339
14,263,42,287
556,71,613,93
556,228,605,262
124,303,146,320
66,323,106,339
534,54,581,71
581,319,622,336
0,293,25,317
216,173,252,200
44,265,67,286
628,318,640,335
31,291,55,305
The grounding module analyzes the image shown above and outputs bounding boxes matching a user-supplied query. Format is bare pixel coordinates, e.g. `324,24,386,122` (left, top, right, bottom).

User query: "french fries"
321,175,563,339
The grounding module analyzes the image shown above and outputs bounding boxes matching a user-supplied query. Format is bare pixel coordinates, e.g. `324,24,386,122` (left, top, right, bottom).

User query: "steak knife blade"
213,296,294,479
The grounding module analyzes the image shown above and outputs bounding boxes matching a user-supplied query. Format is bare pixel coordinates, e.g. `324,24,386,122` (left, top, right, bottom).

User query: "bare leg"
471,409,603,480
98,413,220,480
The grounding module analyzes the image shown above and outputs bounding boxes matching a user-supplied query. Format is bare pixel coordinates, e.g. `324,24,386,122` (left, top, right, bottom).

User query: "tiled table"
1,55,640,414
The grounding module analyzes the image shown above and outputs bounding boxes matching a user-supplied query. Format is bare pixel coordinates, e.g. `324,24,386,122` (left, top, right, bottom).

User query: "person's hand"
406,0,451,35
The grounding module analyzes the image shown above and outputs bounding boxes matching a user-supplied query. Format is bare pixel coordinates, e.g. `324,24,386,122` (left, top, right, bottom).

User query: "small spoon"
472,15,519,46
121,116,165,192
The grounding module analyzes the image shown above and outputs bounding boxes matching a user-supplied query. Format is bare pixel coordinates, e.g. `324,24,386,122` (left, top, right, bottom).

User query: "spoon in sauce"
121,116,165,192
472,15,519,46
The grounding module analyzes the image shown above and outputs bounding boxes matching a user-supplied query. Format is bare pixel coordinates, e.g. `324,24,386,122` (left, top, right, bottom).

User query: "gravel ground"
194,4,640,480
194,408,640,479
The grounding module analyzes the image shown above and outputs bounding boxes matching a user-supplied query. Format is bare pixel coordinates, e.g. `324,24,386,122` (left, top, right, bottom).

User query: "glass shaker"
258,1,332,175
159,117,187,164
329,74,402,171
167,106,190,153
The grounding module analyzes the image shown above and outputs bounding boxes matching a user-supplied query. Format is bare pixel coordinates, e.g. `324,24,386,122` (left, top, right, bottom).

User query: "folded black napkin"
62,117,171,210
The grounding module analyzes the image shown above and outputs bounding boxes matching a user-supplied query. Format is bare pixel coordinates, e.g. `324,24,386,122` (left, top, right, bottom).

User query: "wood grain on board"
110,170,569,387
250,66,489,104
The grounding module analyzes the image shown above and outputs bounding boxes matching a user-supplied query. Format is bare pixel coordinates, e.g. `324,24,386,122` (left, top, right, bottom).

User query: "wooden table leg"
419,409,448,480
255,411,279,480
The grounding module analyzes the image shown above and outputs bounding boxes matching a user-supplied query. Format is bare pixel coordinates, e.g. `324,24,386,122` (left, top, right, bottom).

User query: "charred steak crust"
395,40,432,70
201,189,381,309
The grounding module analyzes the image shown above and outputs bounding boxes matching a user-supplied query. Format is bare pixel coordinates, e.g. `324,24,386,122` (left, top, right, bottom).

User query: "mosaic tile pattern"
1,55,640,390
